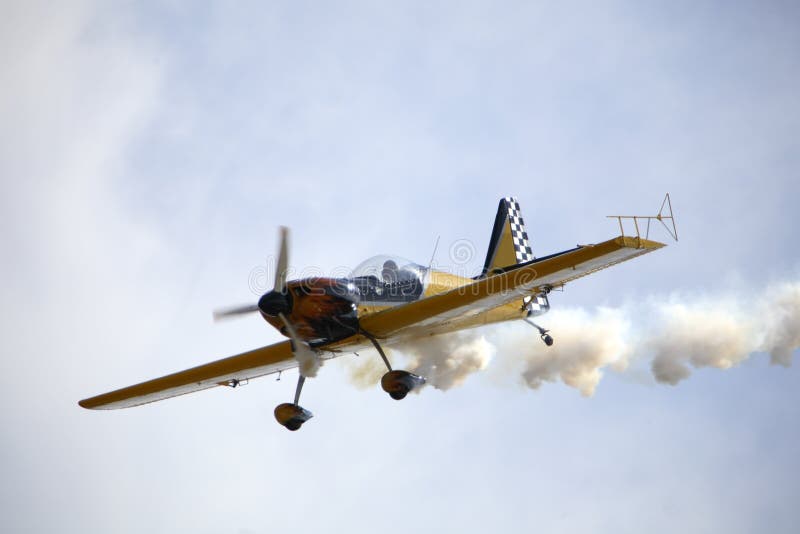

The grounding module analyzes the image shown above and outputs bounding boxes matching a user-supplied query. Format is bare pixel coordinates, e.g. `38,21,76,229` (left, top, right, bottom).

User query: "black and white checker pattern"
504,196,534,263
523,294,550,317
506,197,550,316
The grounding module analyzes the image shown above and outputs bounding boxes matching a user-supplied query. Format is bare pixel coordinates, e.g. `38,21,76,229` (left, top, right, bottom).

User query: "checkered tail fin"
481,197,534,274
480,197,550,316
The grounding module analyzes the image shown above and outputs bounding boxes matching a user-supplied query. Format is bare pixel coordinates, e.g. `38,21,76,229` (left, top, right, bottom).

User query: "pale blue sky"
2,1,799,533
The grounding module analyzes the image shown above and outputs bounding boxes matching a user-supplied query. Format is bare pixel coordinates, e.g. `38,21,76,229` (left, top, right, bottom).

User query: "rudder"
480,197,550,317
481,197,534,275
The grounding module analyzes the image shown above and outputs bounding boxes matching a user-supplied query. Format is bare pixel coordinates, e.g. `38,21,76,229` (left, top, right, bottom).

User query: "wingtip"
78,398,99,410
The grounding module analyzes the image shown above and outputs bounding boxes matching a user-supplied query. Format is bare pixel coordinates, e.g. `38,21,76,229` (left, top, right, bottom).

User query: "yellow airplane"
79,196,676,430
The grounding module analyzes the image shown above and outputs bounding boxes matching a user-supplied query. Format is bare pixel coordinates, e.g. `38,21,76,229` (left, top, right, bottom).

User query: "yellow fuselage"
356,269,527,337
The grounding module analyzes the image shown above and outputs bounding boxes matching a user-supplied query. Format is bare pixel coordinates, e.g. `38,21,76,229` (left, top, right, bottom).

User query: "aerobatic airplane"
80,196,676,430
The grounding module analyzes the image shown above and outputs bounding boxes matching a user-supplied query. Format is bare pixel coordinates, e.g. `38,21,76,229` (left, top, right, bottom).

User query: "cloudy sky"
2,1,799,532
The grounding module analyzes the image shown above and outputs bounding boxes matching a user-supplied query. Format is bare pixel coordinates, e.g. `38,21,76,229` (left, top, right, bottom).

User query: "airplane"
79,195,676,430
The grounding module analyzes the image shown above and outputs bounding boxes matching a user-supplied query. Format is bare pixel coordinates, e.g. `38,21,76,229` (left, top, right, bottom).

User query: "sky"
2,1,799,532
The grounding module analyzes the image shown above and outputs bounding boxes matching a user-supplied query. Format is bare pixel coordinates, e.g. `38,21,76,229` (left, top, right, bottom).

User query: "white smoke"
340,280,800,395
645,281,800,384
646,296,754,385
758,282,800,366
402,333,494,390
338,332,494,390
492,306,633,396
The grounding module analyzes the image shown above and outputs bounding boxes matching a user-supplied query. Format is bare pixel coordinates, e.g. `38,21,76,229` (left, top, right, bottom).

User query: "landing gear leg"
524,318,554,346
362,331,425,400
274,373,313,431
366,333,393,373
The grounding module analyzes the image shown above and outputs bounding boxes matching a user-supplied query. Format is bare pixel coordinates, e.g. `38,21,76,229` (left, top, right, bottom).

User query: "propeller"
212,227,290,322
212,226,320,377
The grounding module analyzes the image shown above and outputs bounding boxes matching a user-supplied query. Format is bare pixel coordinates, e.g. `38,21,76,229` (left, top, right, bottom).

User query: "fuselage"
260,265,532,345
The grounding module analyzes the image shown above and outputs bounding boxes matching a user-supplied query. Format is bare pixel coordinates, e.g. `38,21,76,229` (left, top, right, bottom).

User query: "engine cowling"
381,370,425,400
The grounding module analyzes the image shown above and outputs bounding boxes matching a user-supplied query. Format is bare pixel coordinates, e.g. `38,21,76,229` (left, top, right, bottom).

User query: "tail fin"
481,197,535,276
480,197,550,316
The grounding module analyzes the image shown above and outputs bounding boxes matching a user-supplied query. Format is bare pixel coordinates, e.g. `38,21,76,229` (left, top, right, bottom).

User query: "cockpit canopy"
348,254,427,304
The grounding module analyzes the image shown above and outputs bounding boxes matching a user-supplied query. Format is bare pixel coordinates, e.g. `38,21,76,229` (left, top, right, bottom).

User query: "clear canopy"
349,254,426,282
348,254,427,303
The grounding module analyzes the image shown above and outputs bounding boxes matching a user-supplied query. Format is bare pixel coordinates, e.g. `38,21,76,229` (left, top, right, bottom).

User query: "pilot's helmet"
381,260,398,283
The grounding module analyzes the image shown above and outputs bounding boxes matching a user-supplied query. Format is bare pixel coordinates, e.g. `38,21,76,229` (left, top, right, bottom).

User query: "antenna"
606,193,678,243
424,236,441,283
427,236,441,269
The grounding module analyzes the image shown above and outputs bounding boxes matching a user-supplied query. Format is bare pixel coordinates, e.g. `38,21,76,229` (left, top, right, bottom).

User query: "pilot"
381,260,399,285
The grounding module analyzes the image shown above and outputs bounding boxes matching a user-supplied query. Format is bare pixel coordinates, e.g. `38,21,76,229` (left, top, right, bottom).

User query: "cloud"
0,3,171,530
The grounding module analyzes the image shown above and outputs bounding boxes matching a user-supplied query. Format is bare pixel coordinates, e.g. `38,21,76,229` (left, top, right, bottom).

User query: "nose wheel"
274,374,313,431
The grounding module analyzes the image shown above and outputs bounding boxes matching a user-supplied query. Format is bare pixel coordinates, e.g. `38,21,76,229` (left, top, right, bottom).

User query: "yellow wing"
79,341,298,409
358,235,665,340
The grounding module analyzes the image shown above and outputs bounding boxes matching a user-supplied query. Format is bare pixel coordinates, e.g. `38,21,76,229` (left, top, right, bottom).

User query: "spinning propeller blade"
274,226,289,293
212,304,260,321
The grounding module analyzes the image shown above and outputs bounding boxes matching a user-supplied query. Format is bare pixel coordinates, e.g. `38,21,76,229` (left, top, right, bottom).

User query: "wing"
358,235,665,340
79,340,299,409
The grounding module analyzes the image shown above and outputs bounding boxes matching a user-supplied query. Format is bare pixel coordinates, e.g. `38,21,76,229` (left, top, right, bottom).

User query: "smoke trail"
646,281,800,384
401,332,494,390
340,281,800,395
490,307,632,396
758,282,800,366
338,332,494,390
646,296,754,385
